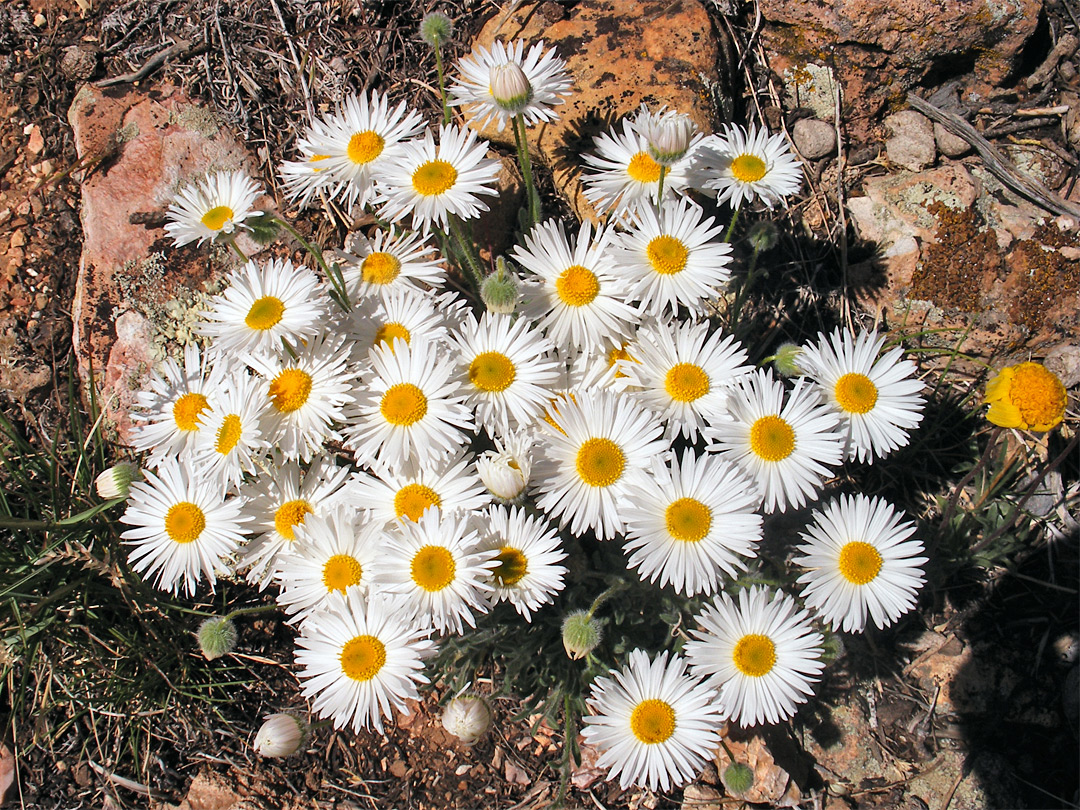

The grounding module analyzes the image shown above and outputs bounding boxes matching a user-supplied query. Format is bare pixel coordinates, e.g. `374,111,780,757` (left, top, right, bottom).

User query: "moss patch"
911,201,999,312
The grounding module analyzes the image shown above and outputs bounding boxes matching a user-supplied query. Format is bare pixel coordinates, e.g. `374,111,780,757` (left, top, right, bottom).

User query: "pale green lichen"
782,63,837,122
170,104,221,138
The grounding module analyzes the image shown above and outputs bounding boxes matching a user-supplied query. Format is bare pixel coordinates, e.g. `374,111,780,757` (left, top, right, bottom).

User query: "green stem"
448,215,485,295
724,206,741,243
0,497,127,530
513,113,540,230
656,165,667,215
273,216,351,311
224,604,280,622
227,237,249,264
586,581,628,620
434,42,451,125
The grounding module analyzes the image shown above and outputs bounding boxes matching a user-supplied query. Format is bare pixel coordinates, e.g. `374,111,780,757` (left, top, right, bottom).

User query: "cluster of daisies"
125,35,930,793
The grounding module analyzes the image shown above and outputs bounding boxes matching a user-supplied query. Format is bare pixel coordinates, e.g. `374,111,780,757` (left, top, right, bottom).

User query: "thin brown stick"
907,93,1080,219
95,39,204,87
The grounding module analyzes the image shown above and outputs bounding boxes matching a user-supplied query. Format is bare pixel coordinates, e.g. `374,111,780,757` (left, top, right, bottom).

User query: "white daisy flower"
191,370,269,492
342,285,448,363
622,449,762,597
338,227,446,300
130,344,225,469
295,589,435,733
793,494,927,632
475,430,534,503
569,335,647,392
614,318,751,442
511,219,639,354
245,331,356,463
278,117,337,209
477,504,567,621
582,649,723,792
581,118,693,220
608,196,733,319
302,91,426,209
346,338,474,470
198,258,327,359
274,505,382,626
450,38,572,131
797,328,926,463
377,507,497,635
450,311,561,439
375,124,501,232
698,124,802,210
346,450,490,526
706,369,843,513
164,170,262,248
119,457,249,596
237,457,351,589
534,389,667,541
685,586,825,727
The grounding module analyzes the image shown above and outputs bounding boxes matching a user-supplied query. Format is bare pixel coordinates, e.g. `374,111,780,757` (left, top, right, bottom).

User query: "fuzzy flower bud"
746,220,779,253
420,12,453,48
771,342,805,378
490,62,533,114
254,713,310,758
94,462,141,500
441,695,494,745
480,260,520,314
722,762,754,796
196,616,238,661
475,432,532,502
562,610,603,660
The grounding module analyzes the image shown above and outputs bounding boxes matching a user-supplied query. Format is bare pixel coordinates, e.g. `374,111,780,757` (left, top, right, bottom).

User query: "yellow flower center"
214,413,243,455
201,205,234,231
274,499,312,541
749,415,795,462
347,130,385,165
394,483,442,522
730,154,768,183
245,296,285,331
412,159,458,196
665,497,712,542
469,351,516,393
664,362,710,403
575,437,625,487
837,541,883,585
375,322,411,349
268,368,313,413
340,634,386,681
380,383,428,426
607,344,637,378
493,546,528,587
986,361,1069,431
173,392,209,431
555,264,600,307
732,633,776,677
646,235,689,276
834,372,878,415
626,151,662,183
322,554,364,593
361,252,402,285
164,502,206,543
629,699,676,745
410,545,456,592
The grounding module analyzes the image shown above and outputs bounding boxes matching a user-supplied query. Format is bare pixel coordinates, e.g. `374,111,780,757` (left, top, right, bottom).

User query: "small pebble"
885,109,936,171
792,117,836,159
934,122,970,158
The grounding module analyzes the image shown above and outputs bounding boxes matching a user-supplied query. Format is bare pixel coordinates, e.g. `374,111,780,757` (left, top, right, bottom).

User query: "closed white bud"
441,695,493,745
480,266,519,314
254,713,309,758
640,110,697,166
476,433,532,502
490,62,533,114
94,462,141,499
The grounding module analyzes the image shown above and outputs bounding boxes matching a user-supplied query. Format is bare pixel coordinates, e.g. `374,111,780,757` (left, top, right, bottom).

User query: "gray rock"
792,117,836,159
885,110,936,171
934,122,971,158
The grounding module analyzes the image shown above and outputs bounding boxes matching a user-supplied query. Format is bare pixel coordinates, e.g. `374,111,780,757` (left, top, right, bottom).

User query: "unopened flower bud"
254,713,309,758
746,220,779,253
480,264,519,314
419,12,453,48
562,610,602,660
771,342,805,378
476,432,532,502
722,762,754,796
641,111,697,166
95,462,141,500
196,616,237,661
490,62,533,114
441,695,493,745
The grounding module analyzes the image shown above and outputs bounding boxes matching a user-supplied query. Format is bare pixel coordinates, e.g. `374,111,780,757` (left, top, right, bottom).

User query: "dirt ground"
0,1,1078,809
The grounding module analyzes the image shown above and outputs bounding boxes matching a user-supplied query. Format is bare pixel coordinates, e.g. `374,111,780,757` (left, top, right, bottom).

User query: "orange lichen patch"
1005,224,1080,333
910,202,999,312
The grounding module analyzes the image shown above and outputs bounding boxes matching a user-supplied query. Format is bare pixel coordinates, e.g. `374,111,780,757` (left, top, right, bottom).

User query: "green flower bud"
420,12,453,48
197,616,237,661
746,220,779,253
771,342,805,378
244,211,281,246
562,610,602,660
722,761,754,796
481,260,519,314
94,462,141,500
